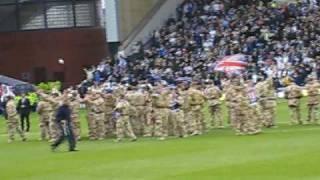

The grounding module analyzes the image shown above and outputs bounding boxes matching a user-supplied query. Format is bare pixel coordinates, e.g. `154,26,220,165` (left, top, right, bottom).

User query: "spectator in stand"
81,0,320,90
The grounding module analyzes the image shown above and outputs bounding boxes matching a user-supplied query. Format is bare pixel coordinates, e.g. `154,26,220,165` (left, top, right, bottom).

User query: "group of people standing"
4,93,32,143
285,76,320,125
224,76,276,135
3,75,320,152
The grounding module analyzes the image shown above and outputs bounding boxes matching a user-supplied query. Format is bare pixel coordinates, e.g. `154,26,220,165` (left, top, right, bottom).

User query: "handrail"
120,0,167,50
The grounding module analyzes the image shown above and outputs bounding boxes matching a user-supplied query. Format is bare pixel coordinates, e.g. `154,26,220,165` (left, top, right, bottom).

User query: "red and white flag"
214,54,247,73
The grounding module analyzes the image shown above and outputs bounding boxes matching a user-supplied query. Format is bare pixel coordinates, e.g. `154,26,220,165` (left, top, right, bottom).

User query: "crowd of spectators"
0,84,15,115
81,0,320,90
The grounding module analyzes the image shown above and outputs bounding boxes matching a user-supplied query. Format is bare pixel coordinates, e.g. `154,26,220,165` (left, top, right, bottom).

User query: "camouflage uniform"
36,100,52,140
113,85,126,99
180,89,192,134
92,94,106,140
103,93,116,136
233,85,260,135
6,98,26,143
126,90,147,136
84,93,106,140
305,79,320,124
232,86,246,134
114,98,137,141
205,85,223,129
152,88,171,140
169,91,188,138
188,86,206,135
84,94,96,140
39,93,61,142
256,78,277,127
143,92,155,137
285,83,303,125
69,98,81,140
224,81,237,127
247,103,262,134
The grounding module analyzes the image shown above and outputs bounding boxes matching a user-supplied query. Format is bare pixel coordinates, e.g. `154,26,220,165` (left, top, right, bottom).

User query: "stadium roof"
0,75,29,86
0,75,35,94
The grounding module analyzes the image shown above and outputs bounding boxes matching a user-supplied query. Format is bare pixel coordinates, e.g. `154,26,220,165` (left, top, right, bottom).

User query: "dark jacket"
17,98,31,114
55,104,71,123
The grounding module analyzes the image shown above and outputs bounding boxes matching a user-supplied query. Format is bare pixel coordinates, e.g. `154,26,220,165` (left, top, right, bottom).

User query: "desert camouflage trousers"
208,105,223,128
143,106,155,137
307,104,319,124
105,106,115,136
7,115,26,141
87,112,105,140
190,105,204,135
131,106,146,136
116,115,136,140
49,113,60,142
39,113,51,140
104,113,115,137
154,108,170,138
71,114,81,140
169,110,187,137
289,105,302,125
233,105,261,135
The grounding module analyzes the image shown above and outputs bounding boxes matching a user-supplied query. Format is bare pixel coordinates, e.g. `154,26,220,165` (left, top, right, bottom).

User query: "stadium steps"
121,0,184,55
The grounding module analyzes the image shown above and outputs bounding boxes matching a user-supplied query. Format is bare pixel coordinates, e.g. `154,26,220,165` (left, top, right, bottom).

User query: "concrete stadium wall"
122,0,184,54
118,0,160,41
0,28,108,86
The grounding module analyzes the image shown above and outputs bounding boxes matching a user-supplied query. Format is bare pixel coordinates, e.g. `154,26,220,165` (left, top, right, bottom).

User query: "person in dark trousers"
17,93,31,132
51,98,77,152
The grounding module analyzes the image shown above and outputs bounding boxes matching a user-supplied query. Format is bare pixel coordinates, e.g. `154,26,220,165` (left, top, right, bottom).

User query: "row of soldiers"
34,77,274,143
82,80,231,141
285,76,320,125
34,80,226,142
224,75,320,135
224,77,276,135
5,78,270,143
5,76,320,143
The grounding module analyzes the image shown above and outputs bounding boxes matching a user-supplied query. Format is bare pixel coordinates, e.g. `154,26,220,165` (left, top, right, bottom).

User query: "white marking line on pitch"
264,127,320,133
0,128,319,137
0,132,38,137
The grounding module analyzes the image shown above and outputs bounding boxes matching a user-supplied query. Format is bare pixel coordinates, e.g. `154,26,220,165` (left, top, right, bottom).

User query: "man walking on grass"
51,95,77,152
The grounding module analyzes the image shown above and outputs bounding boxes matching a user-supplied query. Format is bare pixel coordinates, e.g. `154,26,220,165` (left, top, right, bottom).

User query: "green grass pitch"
0,99,320,180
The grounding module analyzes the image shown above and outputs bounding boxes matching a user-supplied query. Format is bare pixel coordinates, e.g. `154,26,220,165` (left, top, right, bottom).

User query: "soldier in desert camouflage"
6,96,26,143
37,90,62,143
256,77,277,127
83,89,106,140
114,92,137,142
152,82,171,140
204,80,223,129
126,85,147,136
101,89,116,136
36,98,52,141
188,81,206,136
169,87,188,138
69,92,82,140
305,76,320,124
285,81,303,125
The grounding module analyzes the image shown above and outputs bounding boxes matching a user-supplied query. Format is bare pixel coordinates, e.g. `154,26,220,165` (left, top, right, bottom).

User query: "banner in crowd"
214,54,247,74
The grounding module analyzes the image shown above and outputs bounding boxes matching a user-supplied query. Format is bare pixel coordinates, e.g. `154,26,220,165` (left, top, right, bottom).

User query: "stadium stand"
81,0,320,90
